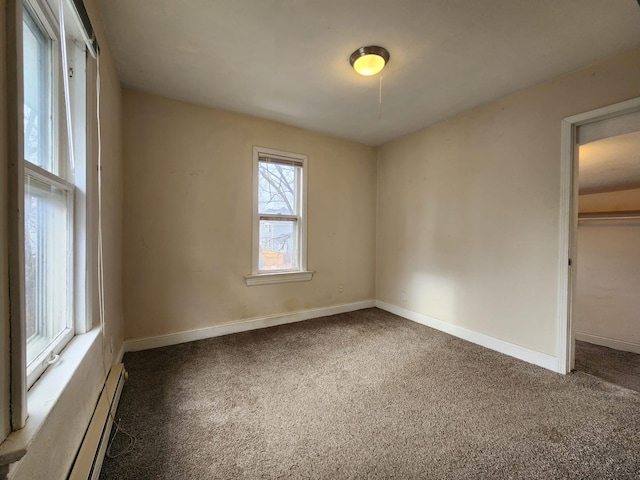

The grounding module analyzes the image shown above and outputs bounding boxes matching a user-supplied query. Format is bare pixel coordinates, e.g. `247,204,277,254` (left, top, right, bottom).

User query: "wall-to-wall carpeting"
100,309,640,479
575,340,640,393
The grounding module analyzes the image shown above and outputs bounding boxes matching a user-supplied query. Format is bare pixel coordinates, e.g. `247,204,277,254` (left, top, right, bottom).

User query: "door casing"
558,96,640,374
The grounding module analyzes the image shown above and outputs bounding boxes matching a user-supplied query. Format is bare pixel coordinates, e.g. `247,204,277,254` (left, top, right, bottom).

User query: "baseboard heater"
68,363,127,480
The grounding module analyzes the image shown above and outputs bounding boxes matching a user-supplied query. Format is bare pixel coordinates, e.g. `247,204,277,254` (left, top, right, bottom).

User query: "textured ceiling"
579,130,640,195
98,0,640,146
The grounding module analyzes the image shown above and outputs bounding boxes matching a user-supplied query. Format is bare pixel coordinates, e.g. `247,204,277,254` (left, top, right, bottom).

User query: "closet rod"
578,211,640,221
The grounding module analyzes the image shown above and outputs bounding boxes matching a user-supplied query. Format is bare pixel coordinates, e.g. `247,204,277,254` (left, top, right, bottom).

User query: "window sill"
0,328,101,473
244,270,314,286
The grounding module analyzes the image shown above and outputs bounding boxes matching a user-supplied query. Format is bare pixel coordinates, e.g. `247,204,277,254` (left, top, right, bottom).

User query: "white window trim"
245,146,313,286
3,0,95,444
21,0,92,390
23,0,72,389
245,270,314,286
0,328,101,475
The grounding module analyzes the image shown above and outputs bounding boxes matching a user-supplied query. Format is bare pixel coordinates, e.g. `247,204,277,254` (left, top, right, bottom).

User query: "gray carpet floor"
575,340,640,393
100,308,640,479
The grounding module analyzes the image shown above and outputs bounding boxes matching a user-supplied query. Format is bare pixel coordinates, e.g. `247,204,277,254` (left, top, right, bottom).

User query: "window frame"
246,146,313,286
3,0,95,438
21,0,90,389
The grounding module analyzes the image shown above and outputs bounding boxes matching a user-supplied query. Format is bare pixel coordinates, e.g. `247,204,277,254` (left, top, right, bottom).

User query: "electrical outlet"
338,284,344,294
401,291,407,302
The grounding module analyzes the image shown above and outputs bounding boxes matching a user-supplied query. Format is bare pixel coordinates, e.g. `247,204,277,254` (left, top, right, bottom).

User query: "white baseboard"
124,300,376,353
375,301,559,373
122,299,561,373
575,332,640,354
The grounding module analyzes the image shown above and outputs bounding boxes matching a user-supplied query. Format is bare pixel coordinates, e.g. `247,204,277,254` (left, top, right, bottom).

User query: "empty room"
2,0,640,479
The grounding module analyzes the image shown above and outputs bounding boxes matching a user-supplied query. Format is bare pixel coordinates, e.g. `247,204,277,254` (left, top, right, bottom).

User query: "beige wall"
90,0,125,363
1,0,10,445
579,187,640,213
574,219,640,350
377,46,640,357
122,90,376,339
5,0,124,477
576,188,640,351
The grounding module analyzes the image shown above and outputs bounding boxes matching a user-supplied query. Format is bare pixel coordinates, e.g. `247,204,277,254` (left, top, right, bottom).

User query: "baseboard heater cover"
68,363,126,480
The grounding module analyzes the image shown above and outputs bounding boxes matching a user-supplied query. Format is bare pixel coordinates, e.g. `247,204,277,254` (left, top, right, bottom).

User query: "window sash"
21,0,85,390
252,147,307,276
23,6,54,173
257,160,301,216
24,171,74,388
258,218,300,273
23,163,75,386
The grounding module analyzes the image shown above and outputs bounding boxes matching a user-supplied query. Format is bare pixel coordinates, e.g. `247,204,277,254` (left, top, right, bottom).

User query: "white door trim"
558,96,640,374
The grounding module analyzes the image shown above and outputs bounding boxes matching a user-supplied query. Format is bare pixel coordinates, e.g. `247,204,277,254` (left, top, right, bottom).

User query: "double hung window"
22,0,88,387
247,147,311,285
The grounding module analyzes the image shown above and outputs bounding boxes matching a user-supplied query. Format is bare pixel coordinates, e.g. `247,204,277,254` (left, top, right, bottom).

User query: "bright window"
24,174,73,366
23,7,53,171
22,0,87,387
249,147,311,284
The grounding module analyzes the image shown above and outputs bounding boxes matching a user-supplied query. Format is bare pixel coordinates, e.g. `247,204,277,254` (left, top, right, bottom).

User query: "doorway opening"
559,97,640,390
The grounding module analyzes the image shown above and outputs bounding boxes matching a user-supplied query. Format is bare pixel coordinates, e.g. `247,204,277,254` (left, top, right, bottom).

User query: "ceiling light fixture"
349,46,390,76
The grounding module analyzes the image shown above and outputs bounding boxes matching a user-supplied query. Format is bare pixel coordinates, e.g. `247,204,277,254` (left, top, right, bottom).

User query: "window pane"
23,8,53,172
258,162,298,215
24,175,71,365
259,220,298,271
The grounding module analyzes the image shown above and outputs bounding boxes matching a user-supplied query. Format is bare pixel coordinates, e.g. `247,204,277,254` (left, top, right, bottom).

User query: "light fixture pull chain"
378,75,383,120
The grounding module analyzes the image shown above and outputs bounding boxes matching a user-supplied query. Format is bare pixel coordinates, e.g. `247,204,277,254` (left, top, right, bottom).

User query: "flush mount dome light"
349,46,390,76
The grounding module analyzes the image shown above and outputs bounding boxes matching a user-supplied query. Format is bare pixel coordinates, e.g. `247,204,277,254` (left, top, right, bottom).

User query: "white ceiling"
579,130,640,195
98,0,640,146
